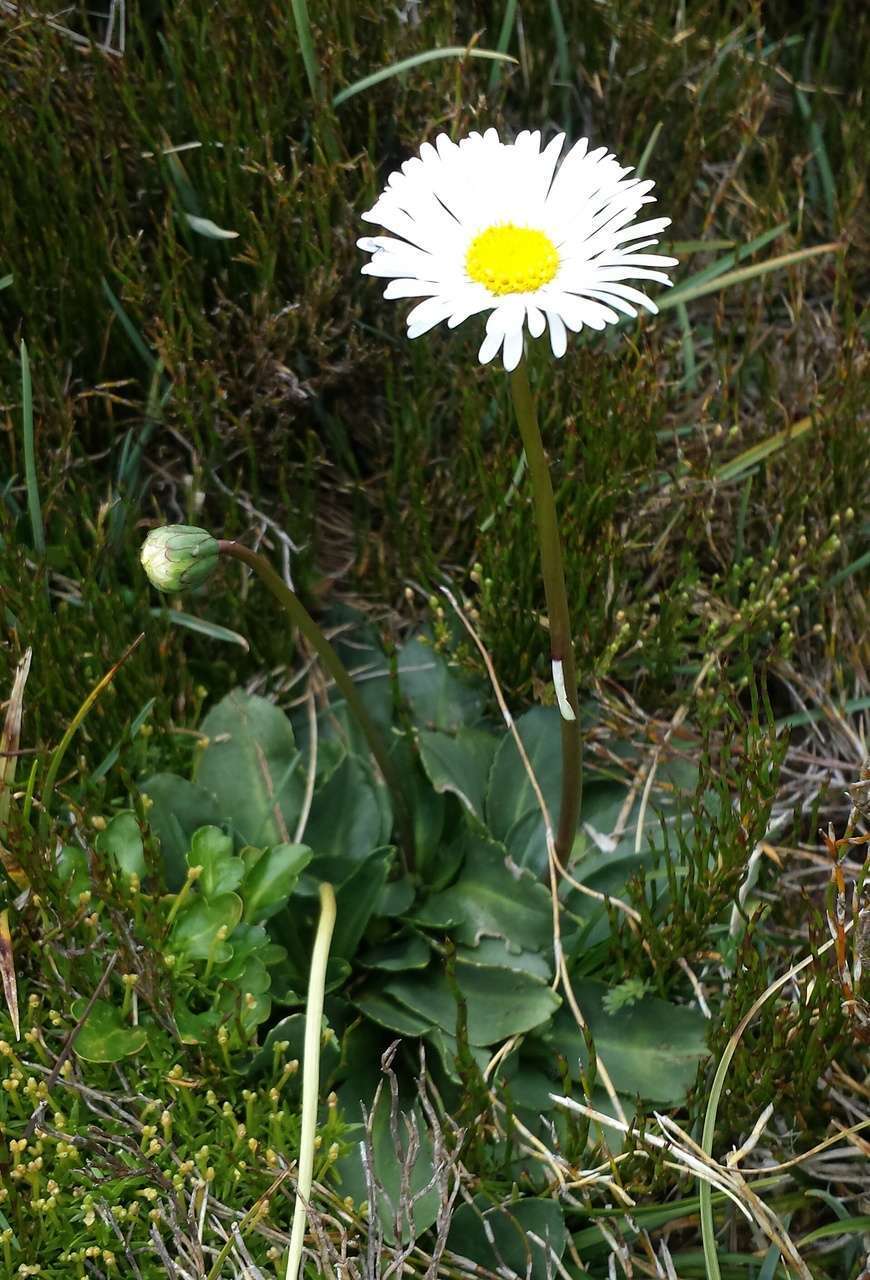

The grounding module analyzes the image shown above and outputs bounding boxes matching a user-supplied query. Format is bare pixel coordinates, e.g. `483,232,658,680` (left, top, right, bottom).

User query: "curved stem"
285,881,337,1280
218,541,415,870
508,358,581,862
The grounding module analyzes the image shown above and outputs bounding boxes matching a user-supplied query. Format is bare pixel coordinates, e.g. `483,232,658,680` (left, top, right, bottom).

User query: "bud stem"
218,540,415,871
285,881,336,1280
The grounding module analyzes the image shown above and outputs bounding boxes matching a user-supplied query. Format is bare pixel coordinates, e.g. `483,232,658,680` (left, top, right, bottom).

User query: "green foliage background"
0,0,868,1274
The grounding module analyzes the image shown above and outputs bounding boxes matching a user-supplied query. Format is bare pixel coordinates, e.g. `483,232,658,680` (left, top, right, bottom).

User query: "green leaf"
332,848,392,960
241,843,311,923
485,707,562,843
153,608,249,650
219,981,272,1031
304,754,389,879
140,773,223,890
333,1087,441,1240
187,826,244,897
220,923,277,981
411,832,553,953
408,751,446,864
175,1002,221,1045
196,689,304,847
229,954,271,995
383,961,560,1046
398,635,484,731
360,933,430,972
352,986,435,1037
797,1215,870,1246
95,812,146,883
501,808,550,876
546,979,708,1104
457,938,551,981
418,727,498,819
170,893,243,960
447,1197,565,1280
374,873,416,917
247,1012,341,1083
70,999,148,1064
57,845,91,902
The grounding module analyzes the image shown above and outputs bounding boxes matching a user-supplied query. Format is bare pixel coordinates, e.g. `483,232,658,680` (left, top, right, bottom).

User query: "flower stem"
218,540,415,871
285,881,337,1280
508,357,581,862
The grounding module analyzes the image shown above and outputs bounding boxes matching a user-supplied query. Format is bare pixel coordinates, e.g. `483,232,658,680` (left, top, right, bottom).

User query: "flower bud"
140,525,220,592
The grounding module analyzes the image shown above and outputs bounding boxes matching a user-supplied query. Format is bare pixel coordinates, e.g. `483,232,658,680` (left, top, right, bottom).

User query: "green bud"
140,525,220,592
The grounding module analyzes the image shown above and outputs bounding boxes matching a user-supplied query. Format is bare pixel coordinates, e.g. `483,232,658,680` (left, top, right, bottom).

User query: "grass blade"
290,0,320,100
488,0,518,92
547,0,569,79
660,222,790,311
0,273,12,291
661,242,841,311
676,301,696,390
333,47,517,108
635,120,663,180
90,696,157,783
827,548,870,589
20,341,45,559
774,694,870,732
101,277,162,377
795,88,836,230
39,635,144,839
714,414,814,483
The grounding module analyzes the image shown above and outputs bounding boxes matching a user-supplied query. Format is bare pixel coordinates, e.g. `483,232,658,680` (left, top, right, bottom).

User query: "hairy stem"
508,358,581,861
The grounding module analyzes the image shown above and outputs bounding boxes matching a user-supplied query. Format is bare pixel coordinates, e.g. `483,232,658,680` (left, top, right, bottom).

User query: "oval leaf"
241,843,311,923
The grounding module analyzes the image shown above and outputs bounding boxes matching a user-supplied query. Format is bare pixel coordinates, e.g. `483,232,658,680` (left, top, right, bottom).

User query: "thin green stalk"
286,882,336,1280
20,340,45,559
39,635,144,840
508,358,581,861
218,541,415,870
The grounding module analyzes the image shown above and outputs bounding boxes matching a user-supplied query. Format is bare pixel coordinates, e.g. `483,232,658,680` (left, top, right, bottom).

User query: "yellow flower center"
466,223,559,295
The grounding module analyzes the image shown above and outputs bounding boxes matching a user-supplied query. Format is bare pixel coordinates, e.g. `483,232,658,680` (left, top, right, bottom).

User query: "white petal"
579,288,637,317
562,295,620,327
582,282,657,313
446,286,495,328
596,252,679,268
362,254,439,280
589,267,674,285
478,328,503,365
383,279,442,300
545,310,568,358
502,325,525,371
527,304,546,338
405,295,456,337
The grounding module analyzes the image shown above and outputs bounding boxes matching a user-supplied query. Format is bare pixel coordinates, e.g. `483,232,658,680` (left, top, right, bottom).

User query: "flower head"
140,525,220,593
358,129,677,371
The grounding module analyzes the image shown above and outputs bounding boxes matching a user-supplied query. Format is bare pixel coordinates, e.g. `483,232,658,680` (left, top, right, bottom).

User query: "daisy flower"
358,128,677,371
